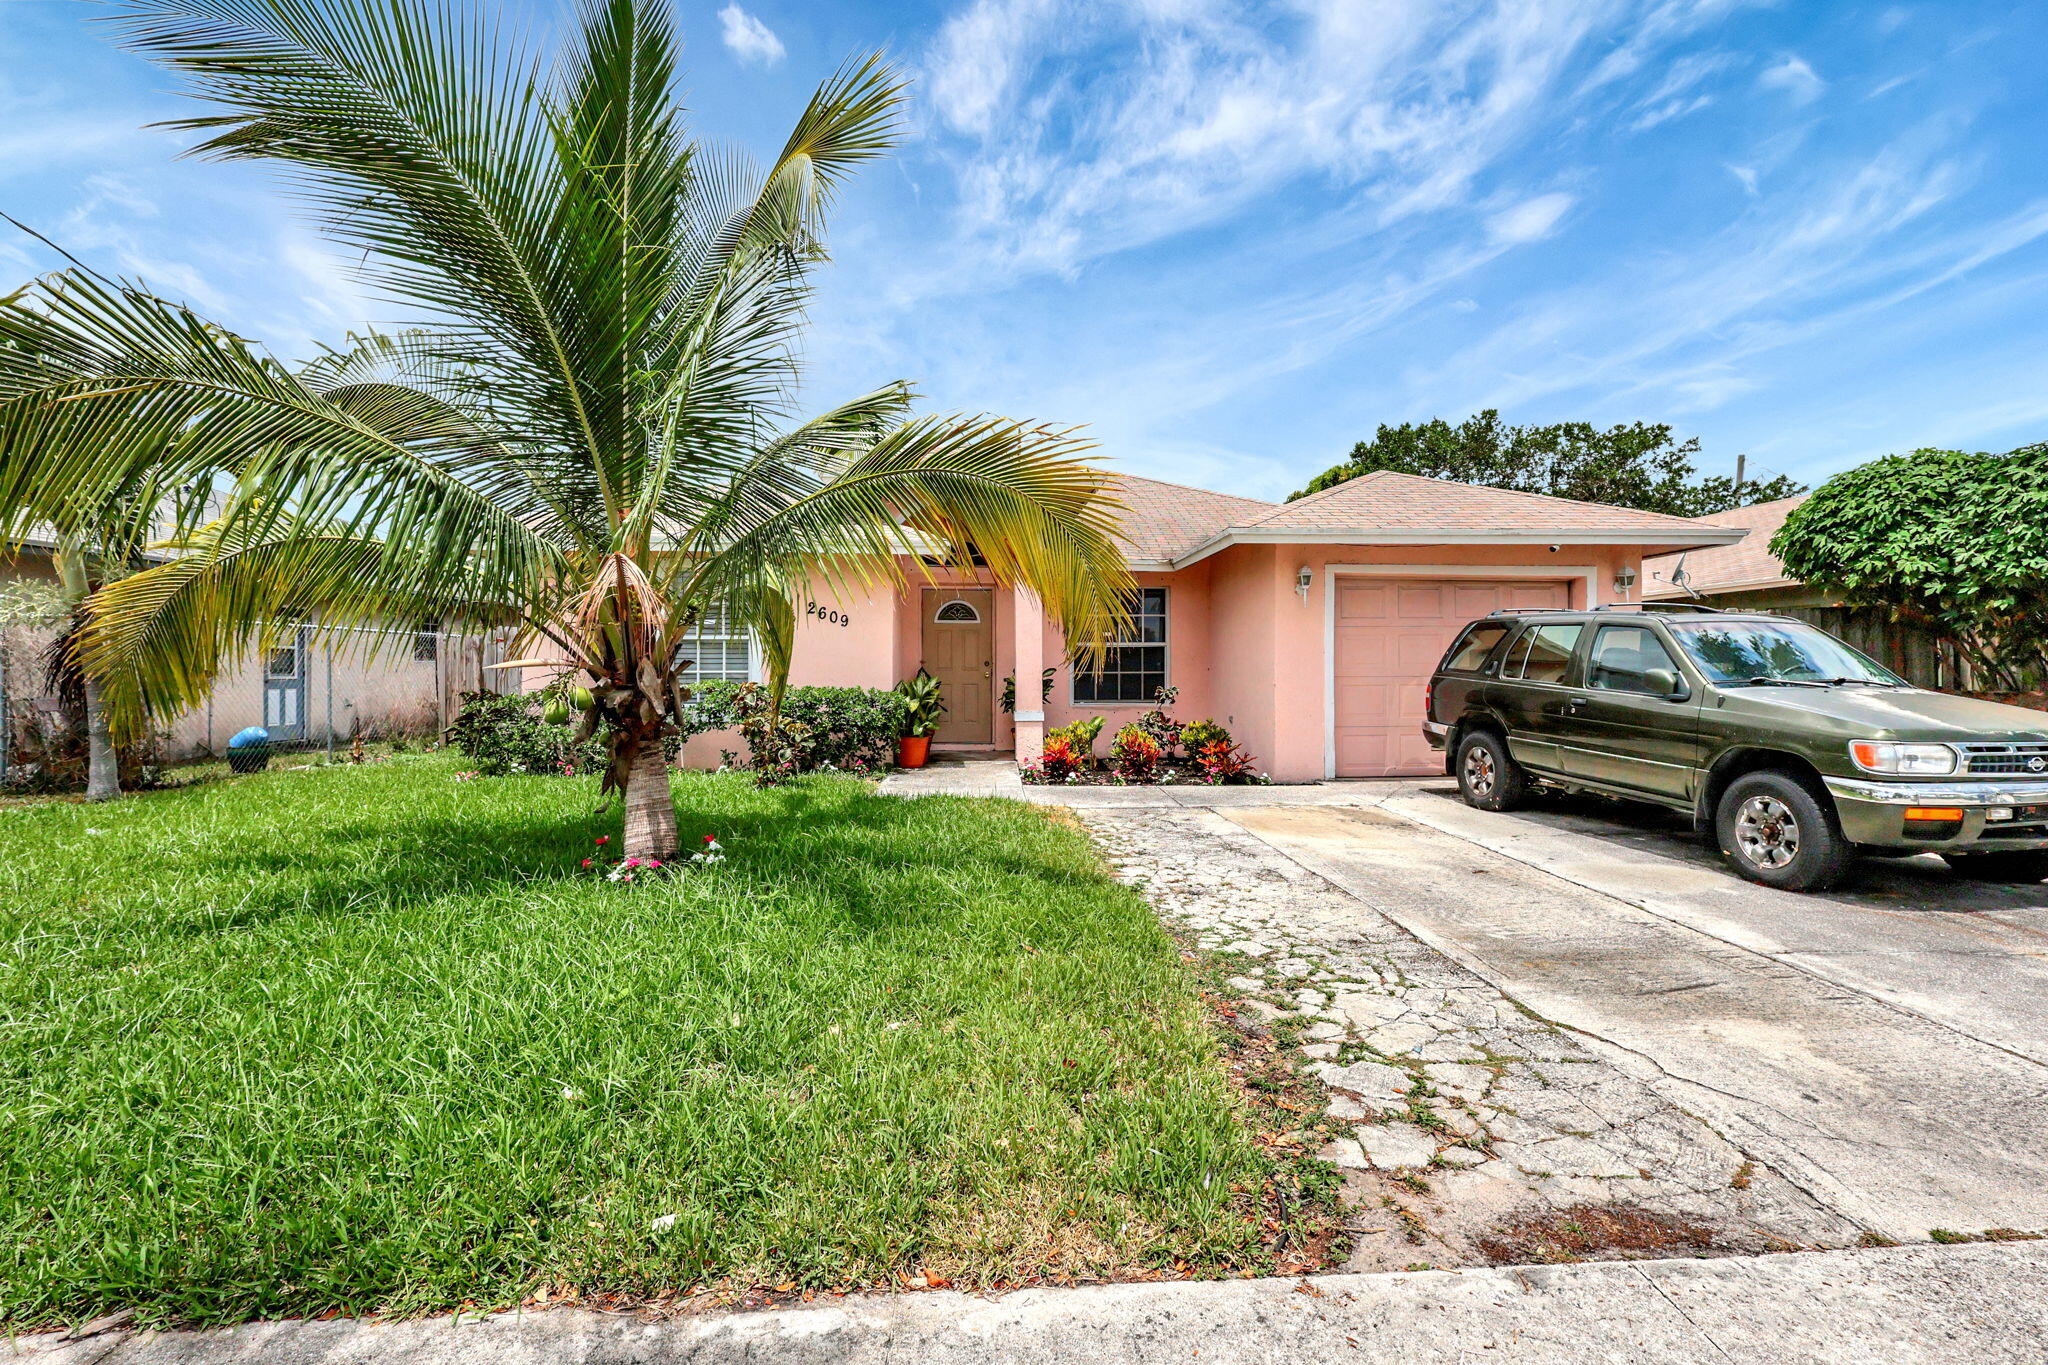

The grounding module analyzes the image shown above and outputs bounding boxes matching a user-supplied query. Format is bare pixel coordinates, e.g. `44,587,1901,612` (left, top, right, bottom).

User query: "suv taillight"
1424,679,1434,720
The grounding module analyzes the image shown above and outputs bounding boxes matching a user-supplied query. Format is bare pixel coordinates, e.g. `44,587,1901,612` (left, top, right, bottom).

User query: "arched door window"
934,599,981,623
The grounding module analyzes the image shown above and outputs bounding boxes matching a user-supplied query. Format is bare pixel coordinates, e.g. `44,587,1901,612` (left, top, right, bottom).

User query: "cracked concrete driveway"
1221,780,2048,1243
1381,783,2048,1064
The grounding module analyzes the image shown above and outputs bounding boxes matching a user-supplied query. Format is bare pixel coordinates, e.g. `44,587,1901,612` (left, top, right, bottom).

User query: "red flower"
702,833,716,844
580,858,593,868
595,836,609,845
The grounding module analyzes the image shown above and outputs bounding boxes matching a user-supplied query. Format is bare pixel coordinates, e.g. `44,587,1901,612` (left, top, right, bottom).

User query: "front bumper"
1823,776,2048,849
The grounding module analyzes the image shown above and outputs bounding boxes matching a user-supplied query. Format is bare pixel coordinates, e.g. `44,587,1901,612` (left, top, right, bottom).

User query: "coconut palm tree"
0,0,1130,857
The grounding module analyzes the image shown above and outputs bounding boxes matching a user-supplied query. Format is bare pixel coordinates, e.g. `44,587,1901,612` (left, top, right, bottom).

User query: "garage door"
1332,577,1571,777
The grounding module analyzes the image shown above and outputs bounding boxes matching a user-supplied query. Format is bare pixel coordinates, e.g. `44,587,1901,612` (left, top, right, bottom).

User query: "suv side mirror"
1642,667,1687,699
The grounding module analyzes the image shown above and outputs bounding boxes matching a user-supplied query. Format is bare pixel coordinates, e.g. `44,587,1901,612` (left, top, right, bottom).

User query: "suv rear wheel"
1715,771,1854,892
1456,730,1529,812
1942,850,2048,883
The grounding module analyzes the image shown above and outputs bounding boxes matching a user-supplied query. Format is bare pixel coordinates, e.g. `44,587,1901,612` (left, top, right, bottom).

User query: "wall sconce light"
1296,566,1313,602
1613,566,1638,601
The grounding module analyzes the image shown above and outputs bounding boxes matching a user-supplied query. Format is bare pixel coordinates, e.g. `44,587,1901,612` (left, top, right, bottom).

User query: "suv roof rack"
1481,601,1728,619
1592,601,1724,613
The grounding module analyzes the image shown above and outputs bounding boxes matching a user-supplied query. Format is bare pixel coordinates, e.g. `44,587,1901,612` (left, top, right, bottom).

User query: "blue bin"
227,726,272,773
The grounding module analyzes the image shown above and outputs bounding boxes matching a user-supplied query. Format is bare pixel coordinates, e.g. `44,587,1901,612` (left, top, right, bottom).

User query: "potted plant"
893,670,945,768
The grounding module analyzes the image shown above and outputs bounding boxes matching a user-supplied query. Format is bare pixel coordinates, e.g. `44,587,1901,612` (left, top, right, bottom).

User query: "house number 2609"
806,601,850,627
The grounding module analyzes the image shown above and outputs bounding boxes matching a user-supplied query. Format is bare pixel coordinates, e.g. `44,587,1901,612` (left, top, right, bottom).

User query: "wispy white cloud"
1758,54,1825,104
1626,50,1737,130
717,4,784,67
48,172,234,313
908,0,1780,289
1665,369,1758,413
1396,132,2015,433
1488,192,1576,245
814,0,1991,495
0,118,161,180
77,174,158,220
924,0,1063,138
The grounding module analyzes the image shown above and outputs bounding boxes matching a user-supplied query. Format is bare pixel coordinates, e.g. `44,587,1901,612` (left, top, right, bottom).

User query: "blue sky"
3,0,2046,501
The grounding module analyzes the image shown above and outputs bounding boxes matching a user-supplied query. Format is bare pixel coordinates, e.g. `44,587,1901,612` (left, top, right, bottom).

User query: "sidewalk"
875,756,1403,807
17,1242,2048,1363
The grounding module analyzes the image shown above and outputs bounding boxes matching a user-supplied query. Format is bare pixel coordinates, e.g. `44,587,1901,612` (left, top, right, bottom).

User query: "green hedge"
681,682,907,776
448,682,908,779
444,689,610,776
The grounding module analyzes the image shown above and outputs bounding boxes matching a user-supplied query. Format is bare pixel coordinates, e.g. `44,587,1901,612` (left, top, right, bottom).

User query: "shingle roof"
1239,470,1739,534
1107,473,1278,562
1641,494,1807,598
1102,468,1745,566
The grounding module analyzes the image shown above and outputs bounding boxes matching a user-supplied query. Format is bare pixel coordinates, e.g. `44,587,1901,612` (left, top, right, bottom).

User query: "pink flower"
649,860,663,869
580,858,593,868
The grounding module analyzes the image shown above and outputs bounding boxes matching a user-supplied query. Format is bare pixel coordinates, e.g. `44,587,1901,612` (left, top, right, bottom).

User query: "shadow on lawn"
160,776,1111,940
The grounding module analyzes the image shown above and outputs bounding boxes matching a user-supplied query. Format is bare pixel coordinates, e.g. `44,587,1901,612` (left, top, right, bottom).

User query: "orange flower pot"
897,735,931,769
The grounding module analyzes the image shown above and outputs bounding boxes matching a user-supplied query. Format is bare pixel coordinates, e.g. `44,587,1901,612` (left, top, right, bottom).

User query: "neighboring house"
2,538,499,770
1641,495,1959,689
676,470,1743,781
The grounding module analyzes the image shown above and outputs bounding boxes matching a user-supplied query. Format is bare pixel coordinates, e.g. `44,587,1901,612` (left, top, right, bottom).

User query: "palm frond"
109,0,611,479
735,584,798,721
680,414,1134,661
0,272,566,601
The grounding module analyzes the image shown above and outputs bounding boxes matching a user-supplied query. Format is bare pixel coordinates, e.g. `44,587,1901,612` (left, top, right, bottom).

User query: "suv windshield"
1664,619,1905,687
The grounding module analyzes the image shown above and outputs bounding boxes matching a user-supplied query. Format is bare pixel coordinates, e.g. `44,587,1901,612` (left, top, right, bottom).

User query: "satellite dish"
1653,551,1707,600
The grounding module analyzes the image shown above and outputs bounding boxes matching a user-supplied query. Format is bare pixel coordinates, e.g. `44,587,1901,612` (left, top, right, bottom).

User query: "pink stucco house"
677,471,1745,781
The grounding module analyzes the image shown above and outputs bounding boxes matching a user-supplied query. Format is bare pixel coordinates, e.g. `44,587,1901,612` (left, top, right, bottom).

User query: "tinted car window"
1502,623,1582,684
1444,622,1510,672
1587,624,1681,694
1664,619,1904,686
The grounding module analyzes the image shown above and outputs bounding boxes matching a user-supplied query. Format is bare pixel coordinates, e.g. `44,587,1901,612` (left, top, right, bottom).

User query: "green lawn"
0,756,1324,1327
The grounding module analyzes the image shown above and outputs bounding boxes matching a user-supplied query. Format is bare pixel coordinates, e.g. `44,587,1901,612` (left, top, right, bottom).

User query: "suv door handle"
1564,695,1589,710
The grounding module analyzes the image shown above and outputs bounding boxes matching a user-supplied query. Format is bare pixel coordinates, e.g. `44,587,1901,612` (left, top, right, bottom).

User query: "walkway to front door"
921,588,992,745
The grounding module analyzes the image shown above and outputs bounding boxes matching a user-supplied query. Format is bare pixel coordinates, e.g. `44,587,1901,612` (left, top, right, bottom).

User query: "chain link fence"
1,617,514,787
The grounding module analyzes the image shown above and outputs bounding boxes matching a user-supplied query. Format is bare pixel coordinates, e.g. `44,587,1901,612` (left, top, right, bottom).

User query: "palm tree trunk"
82,674,120,802
622,730,677,860
55,535,120,803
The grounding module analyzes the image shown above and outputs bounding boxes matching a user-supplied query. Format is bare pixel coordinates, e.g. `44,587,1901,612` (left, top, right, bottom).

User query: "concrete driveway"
1382,781,2048,1064
884,762,2048,1241
1227,779,2048,1241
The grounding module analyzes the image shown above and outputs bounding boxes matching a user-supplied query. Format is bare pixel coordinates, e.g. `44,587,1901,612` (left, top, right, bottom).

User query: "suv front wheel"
1715,772,1854,892
1456,730,1529,812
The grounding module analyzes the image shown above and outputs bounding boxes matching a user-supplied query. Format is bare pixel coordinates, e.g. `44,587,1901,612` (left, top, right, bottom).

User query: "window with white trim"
1074,587,1167,704
676,606,753,683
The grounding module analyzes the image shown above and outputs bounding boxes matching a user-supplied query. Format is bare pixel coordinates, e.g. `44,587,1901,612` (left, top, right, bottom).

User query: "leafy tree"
0,0,1131,857
1772,446,2048,692
1290,410,1802,516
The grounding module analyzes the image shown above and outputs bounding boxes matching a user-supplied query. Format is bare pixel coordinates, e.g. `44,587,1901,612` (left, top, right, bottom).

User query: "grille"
1957,742,2048,775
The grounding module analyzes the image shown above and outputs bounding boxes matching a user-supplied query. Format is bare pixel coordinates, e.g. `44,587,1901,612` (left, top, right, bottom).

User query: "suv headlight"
1849,741,1958,776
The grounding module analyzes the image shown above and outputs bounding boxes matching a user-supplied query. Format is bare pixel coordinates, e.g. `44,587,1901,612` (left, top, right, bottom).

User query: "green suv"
1424,605,2048,892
